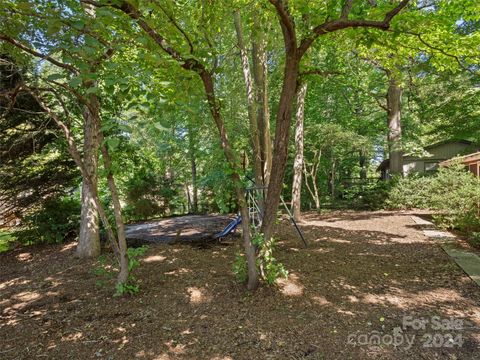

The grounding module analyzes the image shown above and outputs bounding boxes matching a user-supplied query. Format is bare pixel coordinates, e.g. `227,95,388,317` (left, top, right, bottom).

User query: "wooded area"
1,1,480,359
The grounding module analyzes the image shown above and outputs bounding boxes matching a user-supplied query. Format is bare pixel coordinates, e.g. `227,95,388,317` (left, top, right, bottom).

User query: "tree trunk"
387,76,403,176
234,10,263,188
291,81,307,221
33,92,128,287
330,160,336,200
188,127,198,213
77,96,100,258
260,52,300,242
303,149,321,210
252,16,272,186
199,71,259,290
100,142,129,285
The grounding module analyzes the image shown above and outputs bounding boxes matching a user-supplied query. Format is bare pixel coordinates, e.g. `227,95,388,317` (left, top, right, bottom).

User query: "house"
378,140,479,178
440,151,480,177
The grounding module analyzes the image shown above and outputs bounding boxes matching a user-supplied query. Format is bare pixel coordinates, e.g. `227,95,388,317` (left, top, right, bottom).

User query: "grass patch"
0,230,15,253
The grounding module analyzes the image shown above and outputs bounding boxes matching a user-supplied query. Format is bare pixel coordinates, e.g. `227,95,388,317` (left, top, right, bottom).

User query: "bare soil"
1,210,479,360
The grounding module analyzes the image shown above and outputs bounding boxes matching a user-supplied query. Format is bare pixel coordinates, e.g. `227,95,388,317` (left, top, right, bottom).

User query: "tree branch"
152,0,194,54
0,35,78,73
298,0,411,57
341,0,355,20
299,69,343,77
268,0,297,53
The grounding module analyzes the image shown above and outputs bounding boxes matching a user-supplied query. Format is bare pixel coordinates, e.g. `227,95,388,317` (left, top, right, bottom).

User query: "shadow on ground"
1,210,479,359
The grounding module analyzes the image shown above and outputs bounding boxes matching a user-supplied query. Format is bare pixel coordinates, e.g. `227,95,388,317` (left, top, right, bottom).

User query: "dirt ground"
1,210,480,360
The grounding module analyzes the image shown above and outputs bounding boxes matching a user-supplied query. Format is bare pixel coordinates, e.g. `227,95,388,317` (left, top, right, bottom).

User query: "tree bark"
32,91,129,286
260,52,299,242
387,76,403,176
188,127,198,213
303,149,321,210
77,95,100,258
291,81,307,221
234,10,263,188
100,141,129,285
252,17,272,186
199,71,259,290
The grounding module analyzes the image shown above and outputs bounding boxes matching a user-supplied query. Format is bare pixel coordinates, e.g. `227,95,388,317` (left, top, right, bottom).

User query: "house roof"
440,151,480,167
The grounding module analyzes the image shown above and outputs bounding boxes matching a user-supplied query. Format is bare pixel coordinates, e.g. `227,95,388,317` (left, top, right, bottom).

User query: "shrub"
385,174,434,210
384,165,480,235
123,171,181,221
343,179,394,210
94,245,149,296
13,196,81,245
233,232,288,286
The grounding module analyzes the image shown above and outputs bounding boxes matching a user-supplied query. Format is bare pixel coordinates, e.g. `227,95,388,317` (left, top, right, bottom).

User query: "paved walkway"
412,215,480,287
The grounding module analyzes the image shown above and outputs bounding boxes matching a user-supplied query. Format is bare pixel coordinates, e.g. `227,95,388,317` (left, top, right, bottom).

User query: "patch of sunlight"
277,273,304,296
13,291,41,302
16,252,33,262
361,288,464,309
116,335,129,350
337,309,356,316
187,287,211,304
311,295,331,306
143,255,167,263
135,350,156,358
312,247,333,254
0,277,31,291
59,242,77,252
164,268,192,276
326,238,351,244
211,357,234,360
153,354,170,360
164,340,186,354
61,332,83,342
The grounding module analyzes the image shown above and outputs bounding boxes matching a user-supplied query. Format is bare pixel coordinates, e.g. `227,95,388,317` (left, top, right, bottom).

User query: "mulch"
1,210,479,359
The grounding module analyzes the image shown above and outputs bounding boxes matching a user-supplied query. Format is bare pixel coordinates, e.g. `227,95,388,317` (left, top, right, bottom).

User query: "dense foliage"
386,166,480,238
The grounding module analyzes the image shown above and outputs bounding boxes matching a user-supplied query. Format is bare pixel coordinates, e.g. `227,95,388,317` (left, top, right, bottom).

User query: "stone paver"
411,215,480,287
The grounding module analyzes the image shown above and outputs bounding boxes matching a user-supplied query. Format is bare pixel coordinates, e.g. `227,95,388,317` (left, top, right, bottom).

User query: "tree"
260,0,411,241
0,0,132,287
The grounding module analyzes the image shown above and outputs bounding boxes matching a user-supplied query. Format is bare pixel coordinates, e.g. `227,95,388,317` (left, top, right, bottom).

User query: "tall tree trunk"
199,71,259,290
33,92,129,287
252,16,272,186
291,81,307,221
387,76,403,176
77,95,100,258
100,142,129,285
188,127,198,213
234,10,263,188
260,51,300,242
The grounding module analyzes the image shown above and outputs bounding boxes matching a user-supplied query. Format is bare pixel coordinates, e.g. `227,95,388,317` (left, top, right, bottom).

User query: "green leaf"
46,73,64,81
69,77,82,88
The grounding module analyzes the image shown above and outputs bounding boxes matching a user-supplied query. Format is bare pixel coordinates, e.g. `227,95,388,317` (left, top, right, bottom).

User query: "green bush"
386,174,434,210
94,245,149,296
233,232,288,286
343,179,394,210
385,165,480,234
13,196,81,245
123,171,180,221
